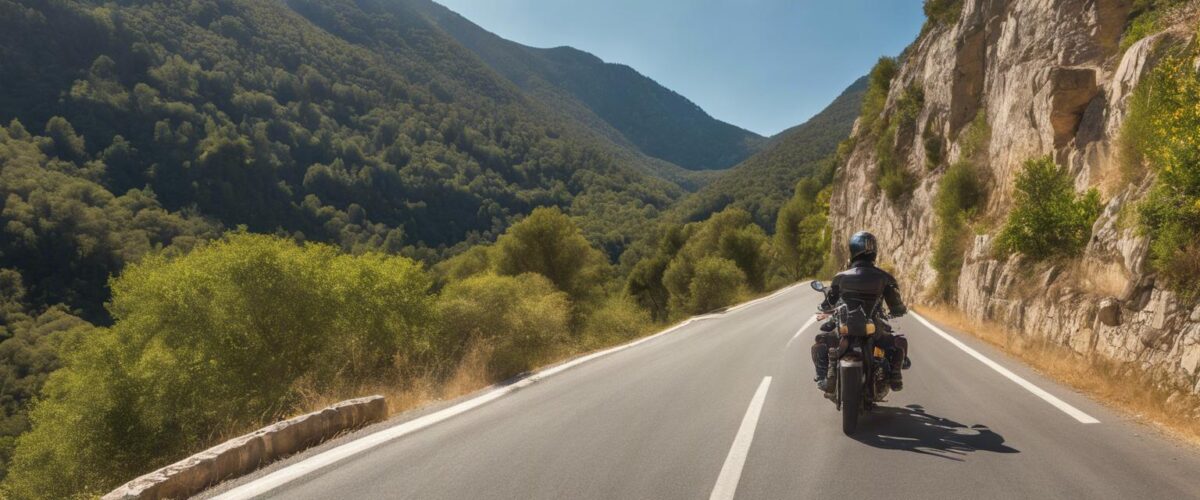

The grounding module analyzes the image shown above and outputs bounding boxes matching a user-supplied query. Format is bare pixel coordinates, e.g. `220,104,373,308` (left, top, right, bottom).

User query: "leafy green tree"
774,179,831,280
686,257,747,314
494,207,610,303
996,157,1101,260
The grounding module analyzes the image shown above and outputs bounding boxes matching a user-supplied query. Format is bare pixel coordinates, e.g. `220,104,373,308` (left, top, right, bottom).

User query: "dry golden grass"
917,304,1200,447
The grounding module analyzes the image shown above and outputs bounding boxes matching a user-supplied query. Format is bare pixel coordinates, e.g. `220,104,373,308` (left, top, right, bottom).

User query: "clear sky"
434,0,926,136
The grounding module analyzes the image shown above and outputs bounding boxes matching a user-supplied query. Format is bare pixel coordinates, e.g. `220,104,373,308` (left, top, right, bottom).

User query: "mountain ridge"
402,0,767,171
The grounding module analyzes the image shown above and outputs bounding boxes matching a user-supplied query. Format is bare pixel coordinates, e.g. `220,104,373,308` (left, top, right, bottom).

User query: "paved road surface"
202,285,1200,499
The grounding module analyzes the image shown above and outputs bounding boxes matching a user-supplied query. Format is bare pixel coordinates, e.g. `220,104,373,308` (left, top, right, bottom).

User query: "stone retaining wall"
103,395,388,500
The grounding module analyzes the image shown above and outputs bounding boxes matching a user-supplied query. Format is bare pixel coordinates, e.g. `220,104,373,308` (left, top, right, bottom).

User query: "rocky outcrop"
830,0,1200,396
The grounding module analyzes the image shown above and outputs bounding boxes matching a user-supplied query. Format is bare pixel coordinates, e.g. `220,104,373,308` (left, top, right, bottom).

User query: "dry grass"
917,304,1200,448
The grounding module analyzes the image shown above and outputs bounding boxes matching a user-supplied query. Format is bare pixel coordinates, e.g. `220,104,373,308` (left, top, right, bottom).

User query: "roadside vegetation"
4,177,833,497
1122,33,1200,300
995,156,1101,260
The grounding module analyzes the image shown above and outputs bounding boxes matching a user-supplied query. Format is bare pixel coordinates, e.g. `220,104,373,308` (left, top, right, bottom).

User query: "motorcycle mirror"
809,280,825,292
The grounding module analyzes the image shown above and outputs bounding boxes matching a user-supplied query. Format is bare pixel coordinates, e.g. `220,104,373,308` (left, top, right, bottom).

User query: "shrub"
686,257,747,314
858,57,898,134
875,86,924,203
931,161,987,299
438,273,570,379
996,157,1101,260
4,233,435,498
1119,0,1187,52
579,295,652,349
1126,39,1200,300
924,0,963,27
494,207,611,303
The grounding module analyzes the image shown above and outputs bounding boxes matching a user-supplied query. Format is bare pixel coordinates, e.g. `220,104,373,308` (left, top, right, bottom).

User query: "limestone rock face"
829,0,1200,395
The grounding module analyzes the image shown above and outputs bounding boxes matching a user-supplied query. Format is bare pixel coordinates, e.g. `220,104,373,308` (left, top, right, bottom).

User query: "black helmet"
849,231,877,262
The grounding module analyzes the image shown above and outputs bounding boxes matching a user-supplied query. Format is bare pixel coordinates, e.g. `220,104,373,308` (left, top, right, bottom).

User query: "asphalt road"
204,285,1200,499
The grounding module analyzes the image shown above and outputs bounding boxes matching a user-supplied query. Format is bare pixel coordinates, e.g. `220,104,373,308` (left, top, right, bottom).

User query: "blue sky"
434,0,926,136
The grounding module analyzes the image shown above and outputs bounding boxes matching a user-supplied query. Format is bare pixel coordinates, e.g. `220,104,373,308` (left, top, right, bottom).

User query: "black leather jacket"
819,259,907,316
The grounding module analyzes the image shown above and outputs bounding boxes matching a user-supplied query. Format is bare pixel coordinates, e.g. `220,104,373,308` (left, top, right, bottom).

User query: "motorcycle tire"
839,363,862,435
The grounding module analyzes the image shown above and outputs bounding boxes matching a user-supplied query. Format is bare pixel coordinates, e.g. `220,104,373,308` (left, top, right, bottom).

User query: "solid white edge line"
213,286,802,499
911,312,1100,424
709,376,773,500
788,316,818,345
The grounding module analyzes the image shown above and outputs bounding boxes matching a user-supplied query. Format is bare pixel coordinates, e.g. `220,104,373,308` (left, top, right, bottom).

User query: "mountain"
0,0,698,318
670,76,868,227
401,0,767,171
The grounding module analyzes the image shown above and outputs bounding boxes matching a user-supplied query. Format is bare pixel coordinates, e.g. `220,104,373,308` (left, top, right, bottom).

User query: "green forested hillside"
0,0,682,316
670,76,868,227
401,0,767,171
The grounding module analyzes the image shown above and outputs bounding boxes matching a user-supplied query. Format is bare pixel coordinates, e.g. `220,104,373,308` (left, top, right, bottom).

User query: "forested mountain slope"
0,0,686,318
401,0,767,171
670,76,867,227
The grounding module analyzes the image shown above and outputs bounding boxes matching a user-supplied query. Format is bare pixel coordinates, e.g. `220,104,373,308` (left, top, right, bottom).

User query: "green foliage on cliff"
875,85,924,203
1120,0,1189,52
931,110,989,300
923,0,963,27
996,157,1101,261
1127,39,1200,300
859,57,899,135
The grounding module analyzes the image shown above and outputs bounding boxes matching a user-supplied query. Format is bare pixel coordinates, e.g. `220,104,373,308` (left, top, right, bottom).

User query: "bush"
438,273,570,379
494,207,611,303
996,157,1101,260
4,233,435,499
1125,40,1200,300
875,86,924,203
579,295,652,349
858,57,898,134
686,257,747,314
931,161,986,299
924,0,963,27
1119,0,1187,52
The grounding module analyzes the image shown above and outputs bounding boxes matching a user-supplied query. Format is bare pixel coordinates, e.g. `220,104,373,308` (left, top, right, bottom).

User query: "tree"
996,156,1101,260
686,257,747,314
493,207,610,303
774,179,830,280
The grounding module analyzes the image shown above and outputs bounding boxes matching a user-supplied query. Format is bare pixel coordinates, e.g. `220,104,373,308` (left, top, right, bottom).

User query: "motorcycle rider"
812,231,908,392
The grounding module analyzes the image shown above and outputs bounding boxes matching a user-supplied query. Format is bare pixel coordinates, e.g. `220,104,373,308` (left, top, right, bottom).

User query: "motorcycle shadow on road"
852,404,1019,461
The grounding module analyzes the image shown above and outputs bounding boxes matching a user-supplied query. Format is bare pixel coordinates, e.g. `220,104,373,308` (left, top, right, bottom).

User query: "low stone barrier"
102,395,388,500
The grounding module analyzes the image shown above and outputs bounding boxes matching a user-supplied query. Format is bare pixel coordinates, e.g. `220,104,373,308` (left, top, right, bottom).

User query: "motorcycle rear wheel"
839,364,862,435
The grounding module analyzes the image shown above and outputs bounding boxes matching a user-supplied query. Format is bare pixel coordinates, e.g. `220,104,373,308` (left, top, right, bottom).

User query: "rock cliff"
829,0,1200,397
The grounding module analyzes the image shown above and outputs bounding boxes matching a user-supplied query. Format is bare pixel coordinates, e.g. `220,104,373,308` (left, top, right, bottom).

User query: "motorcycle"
809,280,899,435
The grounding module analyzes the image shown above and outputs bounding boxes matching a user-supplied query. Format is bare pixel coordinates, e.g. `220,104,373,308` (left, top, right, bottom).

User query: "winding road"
200,285,1200,499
